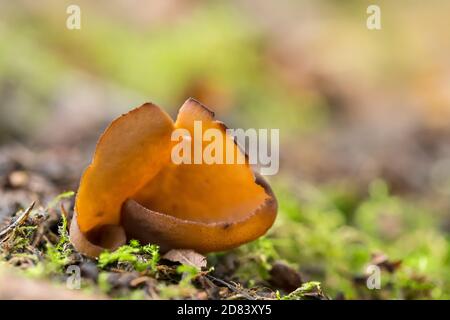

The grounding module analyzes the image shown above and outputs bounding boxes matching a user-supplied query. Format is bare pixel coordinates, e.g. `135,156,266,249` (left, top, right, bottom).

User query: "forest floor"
0,144,327,300
0,143,449,300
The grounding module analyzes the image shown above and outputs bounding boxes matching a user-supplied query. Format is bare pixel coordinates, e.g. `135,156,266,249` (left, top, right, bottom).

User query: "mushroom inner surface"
132,162,269,223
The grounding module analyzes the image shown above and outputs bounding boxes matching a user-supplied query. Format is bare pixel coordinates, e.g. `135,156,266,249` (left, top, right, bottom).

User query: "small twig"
0,202,36,241
206,275,256,300
60,203,69,224
198,276,218,299
31,224,45,247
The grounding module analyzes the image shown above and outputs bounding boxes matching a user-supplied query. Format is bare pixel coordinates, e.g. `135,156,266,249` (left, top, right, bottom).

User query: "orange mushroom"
69,98,277,257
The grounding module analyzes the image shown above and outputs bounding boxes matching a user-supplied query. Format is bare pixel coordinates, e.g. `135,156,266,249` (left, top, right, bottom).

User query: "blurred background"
0,0,450,299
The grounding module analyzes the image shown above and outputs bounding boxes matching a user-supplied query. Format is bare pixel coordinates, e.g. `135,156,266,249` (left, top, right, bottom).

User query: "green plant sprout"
98,240,160,273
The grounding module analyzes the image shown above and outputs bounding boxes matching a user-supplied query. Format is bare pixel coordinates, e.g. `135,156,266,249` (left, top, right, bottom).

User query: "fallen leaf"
269,261,303,293
163,249,207,269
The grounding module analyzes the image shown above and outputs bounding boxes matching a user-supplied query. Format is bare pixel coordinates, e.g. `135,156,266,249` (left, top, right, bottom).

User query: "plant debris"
162,249,207,270
0,201,35,241
269,261,303,293
0,193,289,300
0,143,446,300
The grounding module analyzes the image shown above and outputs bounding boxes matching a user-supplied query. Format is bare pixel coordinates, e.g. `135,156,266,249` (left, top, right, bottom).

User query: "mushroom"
69,98,277,257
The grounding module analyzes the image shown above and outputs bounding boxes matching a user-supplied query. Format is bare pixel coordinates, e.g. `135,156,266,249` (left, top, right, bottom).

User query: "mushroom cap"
70,98,277,257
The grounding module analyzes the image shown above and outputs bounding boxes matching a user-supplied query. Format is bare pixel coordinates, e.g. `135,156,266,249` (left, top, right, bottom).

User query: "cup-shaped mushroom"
70,99,277,257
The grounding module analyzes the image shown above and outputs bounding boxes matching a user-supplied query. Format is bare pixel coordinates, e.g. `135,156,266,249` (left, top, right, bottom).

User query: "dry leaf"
269,261,303,293
163,249,207,269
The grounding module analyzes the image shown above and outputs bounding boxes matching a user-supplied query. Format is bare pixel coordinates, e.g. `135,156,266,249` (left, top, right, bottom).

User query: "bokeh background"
1,0,450,299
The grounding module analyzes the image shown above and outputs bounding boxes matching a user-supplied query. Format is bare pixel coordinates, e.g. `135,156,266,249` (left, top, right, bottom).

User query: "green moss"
98,240,160,273
47,191,75,210
177,264,200,287
45,205,73,273
233,237,279,282
264,180,450,299
9,225,37,251
281,282,325,300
